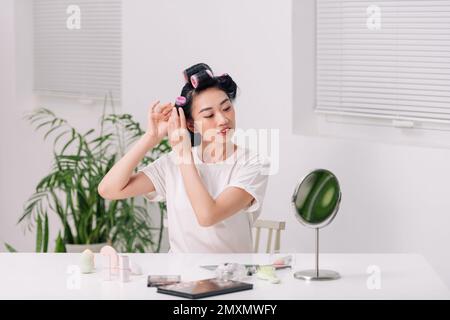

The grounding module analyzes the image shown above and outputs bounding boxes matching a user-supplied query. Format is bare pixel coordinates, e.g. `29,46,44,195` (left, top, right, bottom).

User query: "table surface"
0,253,448,300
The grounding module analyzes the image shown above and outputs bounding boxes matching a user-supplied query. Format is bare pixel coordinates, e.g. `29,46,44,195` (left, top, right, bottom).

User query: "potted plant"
6,97,170,253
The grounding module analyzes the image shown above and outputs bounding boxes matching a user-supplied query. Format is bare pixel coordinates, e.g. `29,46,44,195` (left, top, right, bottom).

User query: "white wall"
1,0,449,288
0,0,36,252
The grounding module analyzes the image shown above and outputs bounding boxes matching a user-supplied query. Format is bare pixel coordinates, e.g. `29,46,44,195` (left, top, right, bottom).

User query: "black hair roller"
183,63,212,83
217,73,231,86
217,73,237,99
190,69,216,89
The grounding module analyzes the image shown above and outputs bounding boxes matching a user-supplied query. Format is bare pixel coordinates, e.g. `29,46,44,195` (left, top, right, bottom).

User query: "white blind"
316,0,450,124
34,0,122,101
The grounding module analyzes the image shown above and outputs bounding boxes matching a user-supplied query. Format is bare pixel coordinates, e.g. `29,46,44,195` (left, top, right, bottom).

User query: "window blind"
316,0,450,124
34,0,122,102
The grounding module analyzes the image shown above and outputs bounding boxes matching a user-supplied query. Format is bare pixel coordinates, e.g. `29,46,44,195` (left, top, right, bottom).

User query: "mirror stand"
294,228,340,281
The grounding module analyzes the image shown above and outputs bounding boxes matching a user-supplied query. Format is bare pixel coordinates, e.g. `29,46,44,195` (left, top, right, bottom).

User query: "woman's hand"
168,107,192,164
146,100,174,142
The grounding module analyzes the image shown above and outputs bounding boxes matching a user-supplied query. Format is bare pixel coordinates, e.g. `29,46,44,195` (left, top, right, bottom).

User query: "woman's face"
189,87,236,145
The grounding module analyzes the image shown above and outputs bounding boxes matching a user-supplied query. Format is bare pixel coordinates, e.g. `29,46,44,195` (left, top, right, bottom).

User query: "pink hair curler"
190,74,199,88
175,96,186,107
183,63,212,83
190,69,214,89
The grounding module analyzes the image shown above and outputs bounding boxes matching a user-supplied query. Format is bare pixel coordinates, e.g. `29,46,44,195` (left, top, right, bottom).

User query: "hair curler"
190,69,215,89
183,63,212,83
175,96,186,107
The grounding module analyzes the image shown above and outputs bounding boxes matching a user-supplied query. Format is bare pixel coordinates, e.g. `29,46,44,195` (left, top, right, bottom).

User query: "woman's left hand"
168,107,192,164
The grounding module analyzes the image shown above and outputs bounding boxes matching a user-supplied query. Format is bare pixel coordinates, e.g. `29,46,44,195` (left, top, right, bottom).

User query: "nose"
216,111,230,126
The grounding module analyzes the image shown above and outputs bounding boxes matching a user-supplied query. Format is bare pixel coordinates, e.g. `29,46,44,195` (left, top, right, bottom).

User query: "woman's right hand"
146,100,174,142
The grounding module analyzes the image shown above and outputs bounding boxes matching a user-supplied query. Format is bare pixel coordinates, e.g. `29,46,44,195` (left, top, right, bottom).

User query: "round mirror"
291,169,342,281
292,169,341,229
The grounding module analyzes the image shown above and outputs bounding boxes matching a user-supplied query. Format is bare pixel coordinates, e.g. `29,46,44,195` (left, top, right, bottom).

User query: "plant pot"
65,242,109,253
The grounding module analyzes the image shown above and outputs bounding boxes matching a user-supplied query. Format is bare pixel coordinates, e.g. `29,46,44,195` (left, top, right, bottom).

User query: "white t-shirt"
139,145,270,253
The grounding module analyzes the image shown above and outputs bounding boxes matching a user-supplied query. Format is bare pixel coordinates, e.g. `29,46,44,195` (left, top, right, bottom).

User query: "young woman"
98,63,270,253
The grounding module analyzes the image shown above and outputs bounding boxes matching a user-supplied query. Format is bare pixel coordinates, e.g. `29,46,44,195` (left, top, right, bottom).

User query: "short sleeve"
138,155,168,202
226,154,270,221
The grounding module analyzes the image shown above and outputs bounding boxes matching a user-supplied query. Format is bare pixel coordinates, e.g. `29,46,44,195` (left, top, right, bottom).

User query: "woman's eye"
224,106,231,111
204,114,213,118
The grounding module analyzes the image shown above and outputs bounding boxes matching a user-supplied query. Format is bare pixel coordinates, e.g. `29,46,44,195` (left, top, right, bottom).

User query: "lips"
217,127,230,135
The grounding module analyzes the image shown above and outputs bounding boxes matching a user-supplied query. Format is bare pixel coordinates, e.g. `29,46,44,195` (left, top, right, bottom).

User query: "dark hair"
178,63,238,146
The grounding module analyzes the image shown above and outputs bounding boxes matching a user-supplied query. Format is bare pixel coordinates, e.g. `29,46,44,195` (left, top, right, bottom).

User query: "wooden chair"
253,219,286,253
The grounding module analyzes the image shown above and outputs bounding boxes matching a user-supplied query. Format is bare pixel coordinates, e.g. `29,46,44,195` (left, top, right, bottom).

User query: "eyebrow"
199,98,230,113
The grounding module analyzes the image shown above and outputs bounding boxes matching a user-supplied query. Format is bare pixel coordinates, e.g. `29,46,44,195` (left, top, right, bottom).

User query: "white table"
0,253,448,300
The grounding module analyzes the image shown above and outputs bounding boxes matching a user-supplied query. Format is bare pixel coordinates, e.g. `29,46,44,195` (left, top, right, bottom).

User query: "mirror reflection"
293,169,341,228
